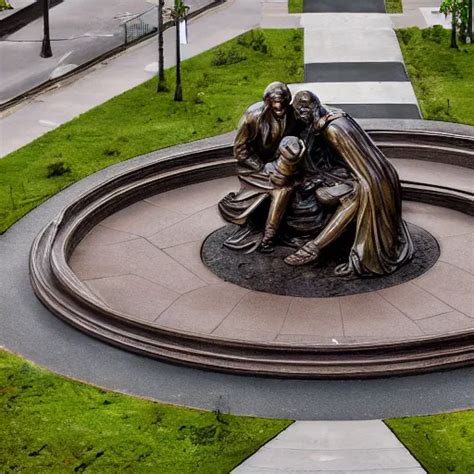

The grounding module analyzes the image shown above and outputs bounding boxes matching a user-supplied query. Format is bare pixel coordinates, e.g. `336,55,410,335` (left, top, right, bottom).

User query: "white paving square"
290,82,419,105
305,28,403,63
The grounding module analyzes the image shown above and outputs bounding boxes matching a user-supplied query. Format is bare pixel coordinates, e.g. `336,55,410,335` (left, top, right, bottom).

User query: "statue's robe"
316,112,414,275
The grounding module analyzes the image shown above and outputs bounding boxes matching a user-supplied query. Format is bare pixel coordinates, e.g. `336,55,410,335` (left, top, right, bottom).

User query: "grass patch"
289,0,303,13
0,28,303,234
0,0,12,11
386,410,474,473
0,348,291,472
385,0,403,13
397,26,474,125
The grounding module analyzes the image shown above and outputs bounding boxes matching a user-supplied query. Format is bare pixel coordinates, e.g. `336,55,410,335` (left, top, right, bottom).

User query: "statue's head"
292,90,323,124
263,82,292,119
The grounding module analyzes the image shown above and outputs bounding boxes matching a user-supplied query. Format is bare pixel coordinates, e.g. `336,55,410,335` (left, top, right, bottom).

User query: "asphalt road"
0,0,181,103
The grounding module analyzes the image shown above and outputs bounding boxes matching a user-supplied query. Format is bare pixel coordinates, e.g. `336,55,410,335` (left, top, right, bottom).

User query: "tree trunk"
157,0,166,92
174,12,183,101
450,11,458,48
469,0,473,43
40,0,52,58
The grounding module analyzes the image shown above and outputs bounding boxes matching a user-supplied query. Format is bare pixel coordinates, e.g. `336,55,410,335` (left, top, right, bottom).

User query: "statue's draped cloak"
319,113,414,275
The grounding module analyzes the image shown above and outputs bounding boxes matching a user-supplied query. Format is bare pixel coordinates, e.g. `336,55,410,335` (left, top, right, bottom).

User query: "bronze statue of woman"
285,90,414,277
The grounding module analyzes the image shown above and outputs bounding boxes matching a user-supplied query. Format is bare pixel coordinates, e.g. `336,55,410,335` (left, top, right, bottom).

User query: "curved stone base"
30,128,474,378
202,223,439,298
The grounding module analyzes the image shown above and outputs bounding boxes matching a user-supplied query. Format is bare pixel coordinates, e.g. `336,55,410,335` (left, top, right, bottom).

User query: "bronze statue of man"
219,82,301,250
285,90,414,277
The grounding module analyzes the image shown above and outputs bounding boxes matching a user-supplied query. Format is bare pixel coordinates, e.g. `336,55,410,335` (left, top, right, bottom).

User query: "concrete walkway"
295,1,421,119
391,0,447,29
233,421,426,473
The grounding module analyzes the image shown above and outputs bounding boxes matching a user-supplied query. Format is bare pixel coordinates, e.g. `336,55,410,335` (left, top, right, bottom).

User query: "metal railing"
122,7,159,45
121,1,222,46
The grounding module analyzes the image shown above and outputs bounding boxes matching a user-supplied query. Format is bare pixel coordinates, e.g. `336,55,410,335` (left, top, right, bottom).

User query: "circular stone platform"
67,180,471,352
202,223,439,298
29,132,474,378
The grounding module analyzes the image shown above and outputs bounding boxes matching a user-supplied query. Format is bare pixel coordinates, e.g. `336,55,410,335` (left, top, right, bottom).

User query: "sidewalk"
390,0,448,29
0,0,261,157
0,0,152,103
233,421,426,473
293,0,422,119
0,0,215,104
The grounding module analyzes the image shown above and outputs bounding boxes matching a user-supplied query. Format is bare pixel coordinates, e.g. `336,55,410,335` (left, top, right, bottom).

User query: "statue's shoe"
284,242,320,266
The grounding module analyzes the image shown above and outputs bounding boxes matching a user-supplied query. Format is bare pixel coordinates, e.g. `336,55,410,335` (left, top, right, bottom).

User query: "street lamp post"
40,0,52,58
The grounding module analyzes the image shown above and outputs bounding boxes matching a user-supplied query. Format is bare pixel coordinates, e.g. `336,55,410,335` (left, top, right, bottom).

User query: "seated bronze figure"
218,84,414,278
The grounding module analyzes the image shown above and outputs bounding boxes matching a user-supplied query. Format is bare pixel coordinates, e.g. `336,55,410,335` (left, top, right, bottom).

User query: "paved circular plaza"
2,126,473,419
70,177,471,347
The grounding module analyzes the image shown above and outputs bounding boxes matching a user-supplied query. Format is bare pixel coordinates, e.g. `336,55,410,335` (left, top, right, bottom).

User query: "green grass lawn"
0,0,12,11
0,349,291,472
386,410,474,473
0,28,303,234
385,0,403,13
288,0,303,13
397,26,474,125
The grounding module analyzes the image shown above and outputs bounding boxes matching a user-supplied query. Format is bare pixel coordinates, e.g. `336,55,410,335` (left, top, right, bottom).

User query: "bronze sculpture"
219,82,301,250
218,84,414,277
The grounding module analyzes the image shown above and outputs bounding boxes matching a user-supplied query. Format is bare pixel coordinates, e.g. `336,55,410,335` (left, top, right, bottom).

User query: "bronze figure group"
218,82,414,277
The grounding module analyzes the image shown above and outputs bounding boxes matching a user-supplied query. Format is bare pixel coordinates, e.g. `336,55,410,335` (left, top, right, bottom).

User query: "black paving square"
304,0,386,13
305,62,409,83
327,103,422,119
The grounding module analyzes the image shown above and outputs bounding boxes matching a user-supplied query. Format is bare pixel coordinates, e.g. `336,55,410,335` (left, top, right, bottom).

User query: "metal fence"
123,7,159,45
122,0,221,45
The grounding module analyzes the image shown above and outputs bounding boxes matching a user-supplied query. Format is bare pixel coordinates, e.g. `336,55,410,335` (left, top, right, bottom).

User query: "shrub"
102,148,121,157
46,162,71,178
398,28,416,45
193,91,205,104
421,25,445,43
236,30,269,54
211,48,247,66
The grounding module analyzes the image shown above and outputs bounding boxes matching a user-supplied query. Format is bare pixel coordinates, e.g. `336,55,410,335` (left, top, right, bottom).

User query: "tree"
468,0,473,43
157,0,167,92
440,0,471,47
167,0,189,101
40,0,52,58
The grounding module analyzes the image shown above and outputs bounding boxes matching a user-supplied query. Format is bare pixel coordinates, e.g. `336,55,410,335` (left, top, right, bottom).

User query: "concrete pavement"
391,0,448,29
0,0,216,104
0,0,152,103
298,3,421,119
233,421,426,473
